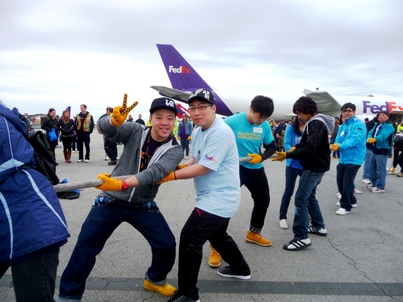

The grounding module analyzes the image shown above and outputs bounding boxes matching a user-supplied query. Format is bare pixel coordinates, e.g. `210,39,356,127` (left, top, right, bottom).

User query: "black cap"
188,88,215,104
149,97,177,115
379,110,389,116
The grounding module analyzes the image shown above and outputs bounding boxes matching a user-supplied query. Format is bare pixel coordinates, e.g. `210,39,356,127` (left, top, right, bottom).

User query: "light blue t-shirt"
224,112,274,169
191,116,240,218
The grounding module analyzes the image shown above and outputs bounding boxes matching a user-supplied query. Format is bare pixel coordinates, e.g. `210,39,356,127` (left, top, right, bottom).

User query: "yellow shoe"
143,279,176,296
208,244,221,268
245,230,272,247
390,167,396,174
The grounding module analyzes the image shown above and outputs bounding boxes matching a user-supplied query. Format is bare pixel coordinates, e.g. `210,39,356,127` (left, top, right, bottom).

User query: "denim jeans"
178,208,249,300
336,163,360,211
362,148,372,179
292,170,325,240
240,165,270,232
279,166,303,220
369,153,388,190
76,132,91,160
180,138,190,156
11,248,59,302
59,200,176,300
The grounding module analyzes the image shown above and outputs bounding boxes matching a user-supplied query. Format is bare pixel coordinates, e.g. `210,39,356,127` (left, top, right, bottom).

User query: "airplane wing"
150,85,191,103
303,89,341,115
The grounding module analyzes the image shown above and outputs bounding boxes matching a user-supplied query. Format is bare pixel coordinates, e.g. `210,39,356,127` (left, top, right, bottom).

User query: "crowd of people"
1,92,402,302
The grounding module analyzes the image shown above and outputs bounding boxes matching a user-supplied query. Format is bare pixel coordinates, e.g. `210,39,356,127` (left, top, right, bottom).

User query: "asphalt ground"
1,131,402,302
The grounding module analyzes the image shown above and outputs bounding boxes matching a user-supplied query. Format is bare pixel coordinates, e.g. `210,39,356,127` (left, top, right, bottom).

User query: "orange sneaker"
208,244,221,268
245,230,272,247
143,279,176,296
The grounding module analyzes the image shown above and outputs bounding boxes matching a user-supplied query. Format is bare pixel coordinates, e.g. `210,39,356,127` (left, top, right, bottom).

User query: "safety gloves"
96,174,129,191
367,138,376,144
111,93,138,126
248,153,262,164
330,143,339,151
158,171,177,184
272,152,286,162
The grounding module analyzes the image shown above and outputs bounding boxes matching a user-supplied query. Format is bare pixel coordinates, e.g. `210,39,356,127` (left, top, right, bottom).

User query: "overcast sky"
1,0,402,120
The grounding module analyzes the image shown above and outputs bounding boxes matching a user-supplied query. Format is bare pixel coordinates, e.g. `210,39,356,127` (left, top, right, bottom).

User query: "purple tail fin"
156,44,233,116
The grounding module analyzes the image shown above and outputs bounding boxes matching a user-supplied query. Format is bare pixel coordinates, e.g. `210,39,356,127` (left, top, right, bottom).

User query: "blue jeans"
240,165,270,232
59,200,176,300
11,248,59,302
177,208,249,301
279,166,302,220
292,170,325,240
362,148,372,179
180,138,190,156
336,163,360,211
369,153,388,190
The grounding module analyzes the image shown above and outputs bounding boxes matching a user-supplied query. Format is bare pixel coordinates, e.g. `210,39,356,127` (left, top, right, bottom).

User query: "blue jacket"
284,124,303,169
178,119,193,138
335,116,366,165
0,105,69,264
367,121,394,152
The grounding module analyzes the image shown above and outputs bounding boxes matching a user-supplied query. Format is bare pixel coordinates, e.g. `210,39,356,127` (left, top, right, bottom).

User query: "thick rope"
53,157,252,193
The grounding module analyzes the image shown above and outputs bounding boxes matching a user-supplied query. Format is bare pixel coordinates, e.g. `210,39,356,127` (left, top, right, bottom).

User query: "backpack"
26,130,60,185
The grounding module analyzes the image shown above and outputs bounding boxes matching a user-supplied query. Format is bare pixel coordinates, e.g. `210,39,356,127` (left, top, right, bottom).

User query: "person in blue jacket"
366,111,395,193
0,100,70,302
332,103,366,215
177,114,193,159
278,116,306,229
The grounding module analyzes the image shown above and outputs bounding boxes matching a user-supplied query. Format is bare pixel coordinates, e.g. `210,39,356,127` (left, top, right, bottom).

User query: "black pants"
77,132,91,160
104,137,118,160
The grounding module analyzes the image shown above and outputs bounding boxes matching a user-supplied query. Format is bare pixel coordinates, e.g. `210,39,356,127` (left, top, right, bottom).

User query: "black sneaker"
217,266,251,280
108,160,117,166
283,238,311,251
166,292,200,302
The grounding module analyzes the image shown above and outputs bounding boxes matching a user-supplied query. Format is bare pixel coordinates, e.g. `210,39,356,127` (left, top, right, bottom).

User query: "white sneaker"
354,188,362,194
77,159,83,163
371,187,385,193
105,156,109,161
337,201,357,208
336,208,351,215
366,183,374,189
279,219,288,229
336,192,341,199
84,159,90,163
362,178,371,184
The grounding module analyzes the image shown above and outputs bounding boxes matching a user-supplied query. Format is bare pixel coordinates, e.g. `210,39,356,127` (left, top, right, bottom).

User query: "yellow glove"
332,143,339,151
96,174,128,191
177,164,188,170
158,171,176,184
367,138,376,144
272,151,286,162
111,93,138,126
248,153,262,164
289,146,296,152
177,136,180,140
187,136,191,140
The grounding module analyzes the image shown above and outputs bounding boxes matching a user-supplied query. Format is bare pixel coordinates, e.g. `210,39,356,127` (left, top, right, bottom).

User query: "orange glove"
187,136,191,140
367,138,376,144
248,153,262,164
111,93,138,126
177,136,180,140
177,164,188,169
289,146,296,152
331,143,339,151
158,171,176,184
96,174,128,191
272,151,286,162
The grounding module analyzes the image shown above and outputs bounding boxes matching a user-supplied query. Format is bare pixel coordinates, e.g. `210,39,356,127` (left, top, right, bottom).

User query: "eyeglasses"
188,104,211,112
342,109,354,113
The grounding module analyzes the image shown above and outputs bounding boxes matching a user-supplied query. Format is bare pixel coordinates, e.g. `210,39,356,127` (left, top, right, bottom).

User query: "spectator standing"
0,102,70,302
276,119,287,135
41,108,59,163
330,117,340,158
396,119,403,134
362,114,379,184
177,114,193,159
273,96,334,251
75,104,94,163
135,114,145,125
366,111,395,193
332,103,366,215
98,107,118,165
126,114,134,122
58,109,75,163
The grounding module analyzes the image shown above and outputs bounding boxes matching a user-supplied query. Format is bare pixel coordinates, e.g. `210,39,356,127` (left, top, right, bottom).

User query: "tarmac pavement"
1,131,402,302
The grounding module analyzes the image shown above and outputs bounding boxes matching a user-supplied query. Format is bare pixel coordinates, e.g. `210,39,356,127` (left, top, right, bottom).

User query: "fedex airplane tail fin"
154,44,233,116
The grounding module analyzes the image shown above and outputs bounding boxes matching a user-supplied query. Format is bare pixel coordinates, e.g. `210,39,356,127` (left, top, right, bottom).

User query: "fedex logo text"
363,101,403,114
168,65,190,74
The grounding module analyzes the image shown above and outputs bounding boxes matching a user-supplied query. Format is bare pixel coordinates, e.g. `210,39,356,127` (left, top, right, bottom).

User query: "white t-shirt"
191,116,240,218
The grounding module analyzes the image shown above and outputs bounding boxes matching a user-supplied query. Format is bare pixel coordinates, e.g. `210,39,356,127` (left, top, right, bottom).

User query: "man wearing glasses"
332,103,366,215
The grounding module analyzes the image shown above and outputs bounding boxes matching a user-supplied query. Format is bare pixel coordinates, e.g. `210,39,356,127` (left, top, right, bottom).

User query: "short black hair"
293,96,317,115
341,102,356,112
250,95,274,118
